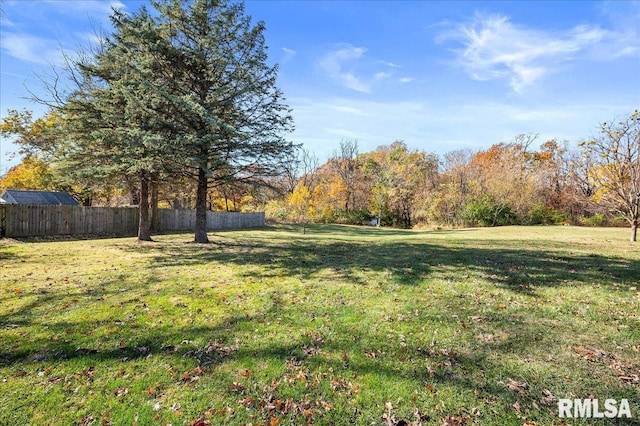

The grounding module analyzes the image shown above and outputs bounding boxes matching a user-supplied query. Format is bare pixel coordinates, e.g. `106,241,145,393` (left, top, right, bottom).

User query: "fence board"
0,205,264,238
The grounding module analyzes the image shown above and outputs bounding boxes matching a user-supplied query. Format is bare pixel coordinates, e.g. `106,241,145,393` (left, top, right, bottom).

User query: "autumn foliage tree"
578,110,640,241
362,142,438,228
0,157,53,192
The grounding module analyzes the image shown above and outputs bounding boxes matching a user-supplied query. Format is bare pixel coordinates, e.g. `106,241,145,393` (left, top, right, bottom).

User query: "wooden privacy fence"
0,205,265,238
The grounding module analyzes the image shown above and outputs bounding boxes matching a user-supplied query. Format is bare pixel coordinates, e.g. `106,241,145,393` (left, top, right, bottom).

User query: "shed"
0,189,79,206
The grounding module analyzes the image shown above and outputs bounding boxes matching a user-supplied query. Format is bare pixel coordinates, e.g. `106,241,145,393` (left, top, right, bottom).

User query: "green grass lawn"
1,225,638,425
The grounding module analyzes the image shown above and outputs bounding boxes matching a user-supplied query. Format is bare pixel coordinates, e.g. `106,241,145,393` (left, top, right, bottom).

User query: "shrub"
334,208,372,225
462,196,518,227
264,199,288,222
526,203,570,225
581,213,608,227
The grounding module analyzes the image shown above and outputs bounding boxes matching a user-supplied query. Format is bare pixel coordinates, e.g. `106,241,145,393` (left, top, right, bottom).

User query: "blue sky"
1,0,639,174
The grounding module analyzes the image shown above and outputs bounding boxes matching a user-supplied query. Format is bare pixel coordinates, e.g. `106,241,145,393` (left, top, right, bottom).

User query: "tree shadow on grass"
1,266,638,425
133,230,639,295
3,227,638,420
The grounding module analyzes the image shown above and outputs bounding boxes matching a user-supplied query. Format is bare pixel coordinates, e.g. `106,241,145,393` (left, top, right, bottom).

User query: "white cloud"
399,77,415,84
317,44,406,93
374,72,392,81
1,33,63,65
280,47,297,64
381,61,401,68
318,44,371,93
331,105,368,116
436,13,630,93
41,0,126,15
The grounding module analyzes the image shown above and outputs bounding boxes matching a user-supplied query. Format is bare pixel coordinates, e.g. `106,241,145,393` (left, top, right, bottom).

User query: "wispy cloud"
281,47,297,63
1,33,63,65
289,96,633,161
41,0,126,15
380,61,401,68
374,72,392,81
436,13,630,93
399,77,415,84
0,13,14,28
317,44,404,93
318,44,371,92
331,105,368,116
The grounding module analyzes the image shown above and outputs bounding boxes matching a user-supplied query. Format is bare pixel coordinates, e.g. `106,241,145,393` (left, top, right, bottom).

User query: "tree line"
3,109,638,242
267,113,638,242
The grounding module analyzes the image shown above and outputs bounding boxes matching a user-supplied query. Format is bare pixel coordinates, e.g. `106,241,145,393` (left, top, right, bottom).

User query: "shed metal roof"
0,190,79,206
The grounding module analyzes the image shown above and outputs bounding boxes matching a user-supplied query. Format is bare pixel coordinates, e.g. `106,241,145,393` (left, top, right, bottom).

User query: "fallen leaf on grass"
540,389,556,405
426,365,434,378
572,346,613,362
37,366,53,377
79,415,94,426
512,401,522,414
113,387,128,397
619,375,639,384
181,369,200,385
440,414,470,425
302,345,321,357
229,381,245,393
269,416,281,426
506,378,529,395
239,397,254,408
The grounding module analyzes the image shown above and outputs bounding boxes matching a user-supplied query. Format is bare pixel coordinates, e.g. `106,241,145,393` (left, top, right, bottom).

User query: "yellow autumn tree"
288,184,314,233
0,157,53,192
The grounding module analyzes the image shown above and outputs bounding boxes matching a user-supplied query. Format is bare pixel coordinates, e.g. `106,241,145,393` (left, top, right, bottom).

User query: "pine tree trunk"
138,175,152,241
150,179,159,233
194,168,209,243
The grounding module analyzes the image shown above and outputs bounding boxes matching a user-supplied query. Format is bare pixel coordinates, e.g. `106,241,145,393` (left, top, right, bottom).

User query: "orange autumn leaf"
269,416,281,426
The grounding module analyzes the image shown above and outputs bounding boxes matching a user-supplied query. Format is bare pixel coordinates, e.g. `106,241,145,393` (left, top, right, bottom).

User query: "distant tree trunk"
138,175,152,241
632,217,638,242
194,167,209,243
130,186,140,206
150,179,159,233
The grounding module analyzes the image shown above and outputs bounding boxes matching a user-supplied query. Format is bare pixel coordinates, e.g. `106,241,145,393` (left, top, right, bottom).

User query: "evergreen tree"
149,0,295,242
62,7,181,240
